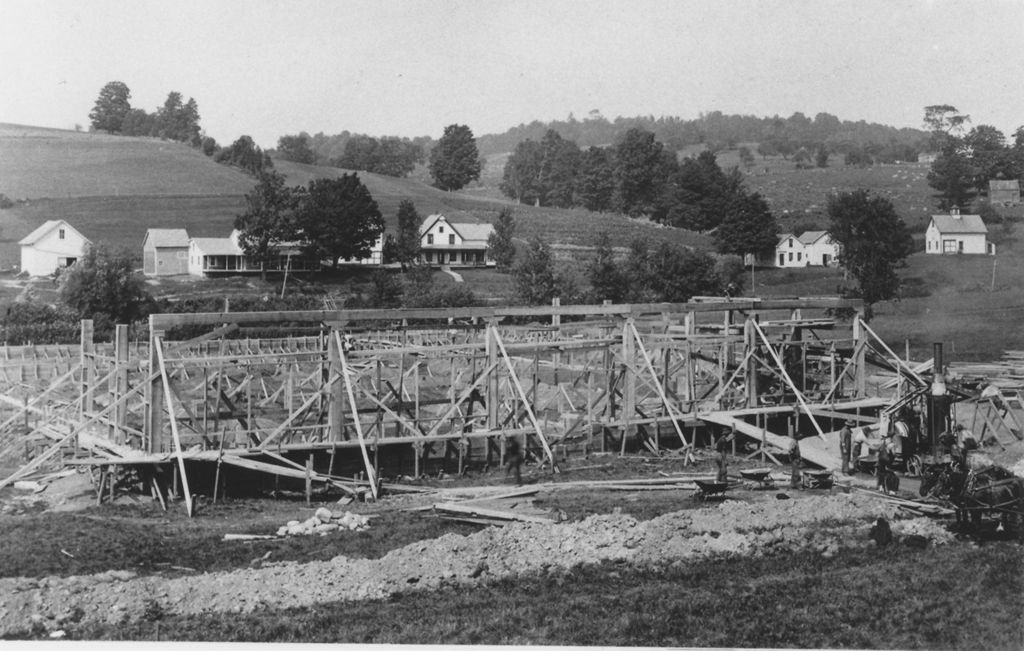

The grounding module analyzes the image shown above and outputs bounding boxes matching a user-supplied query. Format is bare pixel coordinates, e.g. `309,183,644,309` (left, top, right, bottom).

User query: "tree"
156,92,201,143
815,146,829,168
827,190,914,316
297,174,384,269
738,146,755,170
500,139,544,204
215,135,273,176
429,124,482,190
58,243,152,327
89,81,132,133
927,147,978,209
538,129,581,207
276,133,317,164
612,128,671,215
394,200,422,269
714,192,779,256
487,207,516,270
513,237,561,305
623,239,720,302
234,171,302,281
574,146,615,211
587,231,627,302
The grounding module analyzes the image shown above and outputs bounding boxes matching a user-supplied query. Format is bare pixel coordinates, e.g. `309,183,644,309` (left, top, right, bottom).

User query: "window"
58,228,65,240
449,234,455,245
788,239,793,248
439,226,444,233
797,252,802,262
427,234,434,245
788,252,793,261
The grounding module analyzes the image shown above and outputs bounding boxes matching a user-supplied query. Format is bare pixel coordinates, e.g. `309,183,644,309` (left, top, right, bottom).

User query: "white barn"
925,209,993,255
775,231,840,268
18,220,91,276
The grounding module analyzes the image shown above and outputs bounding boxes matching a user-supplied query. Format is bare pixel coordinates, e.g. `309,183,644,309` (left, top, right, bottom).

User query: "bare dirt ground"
0,457,968,638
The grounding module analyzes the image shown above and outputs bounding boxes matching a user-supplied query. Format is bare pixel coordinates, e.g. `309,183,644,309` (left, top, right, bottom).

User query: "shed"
18,220,91,276
143,228,190,276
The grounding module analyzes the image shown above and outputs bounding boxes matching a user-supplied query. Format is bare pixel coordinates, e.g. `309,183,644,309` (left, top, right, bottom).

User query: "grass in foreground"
48,543,1024,648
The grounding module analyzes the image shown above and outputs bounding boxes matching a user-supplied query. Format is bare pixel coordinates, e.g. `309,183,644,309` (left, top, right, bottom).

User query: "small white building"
419,214,495,267
775,230,840,268
143,228,190,276
18,220,91,276
925,209,993,255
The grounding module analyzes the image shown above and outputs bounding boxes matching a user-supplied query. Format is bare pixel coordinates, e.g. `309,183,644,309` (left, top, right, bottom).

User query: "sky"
2,0,1023,148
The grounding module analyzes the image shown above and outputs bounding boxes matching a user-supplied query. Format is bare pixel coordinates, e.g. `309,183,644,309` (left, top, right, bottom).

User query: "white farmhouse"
925,209,993,255
775,231,840,268
18,220,91,276
419,214,495,267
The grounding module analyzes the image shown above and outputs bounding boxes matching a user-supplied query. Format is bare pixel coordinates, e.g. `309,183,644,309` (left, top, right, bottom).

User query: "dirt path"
0,492,954,635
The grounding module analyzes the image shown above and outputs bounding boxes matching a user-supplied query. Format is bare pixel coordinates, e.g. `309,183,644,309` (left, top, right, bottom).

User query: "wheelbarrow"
801,469,835,489
693,479,730,501
739,468,775,489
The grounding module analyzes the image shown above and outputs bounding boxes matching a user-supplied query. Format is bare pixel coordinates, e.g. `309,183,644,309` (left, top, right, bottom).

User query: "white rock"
315,507,334,522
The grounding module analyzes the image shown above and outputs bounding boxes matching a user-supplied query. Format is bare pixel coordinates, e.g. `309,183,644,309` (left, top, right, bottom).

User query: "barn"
142,228,190,276
18,220,91,277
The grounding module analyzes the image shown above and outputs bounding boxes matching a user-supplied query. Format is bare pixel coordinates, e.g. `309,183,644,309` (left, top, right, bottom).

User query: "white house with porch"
925,209,993,255
188,230,317,276
775,230,840,268
419,214,495,267
18,220,91,276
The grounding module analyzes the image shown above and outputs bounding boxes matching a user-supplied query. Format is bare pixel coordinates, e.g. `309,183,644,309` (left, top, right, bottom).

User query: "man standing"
840,419,854,475
505,437,523,486
716,428,734,483
876,435,891,493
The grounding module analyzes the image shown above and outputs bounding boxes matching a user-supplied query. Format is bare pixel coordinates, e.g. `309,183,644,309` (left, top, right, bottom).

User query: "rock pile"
0,492,955,635
275,508,370,537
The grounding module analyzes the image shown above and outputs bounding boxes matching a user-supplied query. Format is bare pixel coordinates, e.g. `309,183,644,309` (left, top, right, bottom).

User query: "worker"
852,426,869,472
716,428,734,483
505,436,523,486
840,419,854,475
789,431,802,489
876,435,892,492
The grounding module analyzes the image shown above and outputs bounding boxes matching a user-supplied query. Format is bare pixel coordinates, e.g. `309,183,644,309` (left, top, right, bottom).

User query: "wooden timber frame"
1,296,926,515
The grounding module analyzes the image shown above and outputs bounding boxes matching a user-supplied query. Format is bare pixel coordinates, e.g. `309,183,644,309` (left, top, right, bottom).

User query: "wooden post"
305,454,313,506
145,326,166,454
114,324,128,444
853,309,867,397
486,321,499,432
744,317,758,408
80,319,94,422
328,330,343,441
621,318,636,454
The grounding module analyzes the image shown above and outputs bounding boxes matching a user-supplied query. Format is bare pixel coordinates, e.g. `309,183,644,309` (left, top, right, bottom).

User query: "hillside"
0,126,709,269
0,123,254,199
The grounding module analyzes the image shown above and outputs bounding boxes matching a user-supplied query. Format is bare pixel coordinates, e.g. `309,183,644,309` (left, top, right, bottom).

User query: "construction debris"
273,510,371,537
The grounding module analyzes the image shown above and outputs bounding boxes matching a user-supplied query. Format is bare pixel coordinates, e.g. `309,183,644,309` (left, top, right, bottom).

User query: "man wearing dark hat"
840,419,854,475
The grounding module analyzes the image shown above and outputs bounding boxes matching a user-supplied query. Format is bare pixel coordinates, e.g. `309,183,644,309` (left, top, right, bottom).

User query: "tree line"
501,127,779,256
477,110,928,159
924,105,1024,209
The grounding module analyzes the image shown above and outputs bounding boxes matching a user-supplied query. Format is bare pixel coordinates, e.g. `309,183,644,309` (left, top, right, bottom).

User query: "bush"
0,302,79,344
0,193,14,209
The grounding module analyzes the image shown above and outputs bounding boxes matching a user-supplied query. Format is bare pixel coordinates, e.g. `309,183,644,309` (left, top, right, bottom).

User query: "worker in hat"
715,427,734,483
840,419,854,475
789,430,802,489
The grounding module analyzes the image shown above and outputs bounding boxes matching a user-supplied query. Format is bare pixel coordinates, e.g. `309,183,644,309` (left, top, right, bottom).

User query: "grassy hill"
0,123,255,199
0,125,709,270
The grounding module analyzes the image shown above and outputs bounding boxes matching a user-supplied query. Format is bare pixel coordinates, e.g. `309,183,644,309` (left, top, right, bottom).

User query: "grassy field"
0,123,254,199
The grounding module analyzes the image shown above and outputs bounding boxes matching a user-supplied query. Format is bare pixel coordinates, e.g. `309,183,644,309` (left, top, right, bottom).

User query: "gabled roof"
797,230,830,245
190,237,242,256
18,220,91,246
989,179,1020,191
144,228,190,248
930,213,988,234
420,214,494,244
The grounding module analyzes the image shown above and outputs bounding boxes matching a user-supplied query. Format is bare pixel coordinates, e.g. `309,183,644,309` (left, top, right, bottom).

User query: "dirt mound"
0,491,940,635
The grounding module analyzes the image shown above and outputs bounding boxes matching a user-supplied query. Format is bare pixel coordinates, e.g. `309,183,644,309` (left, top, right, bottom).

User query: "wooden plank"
432,501,555,524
